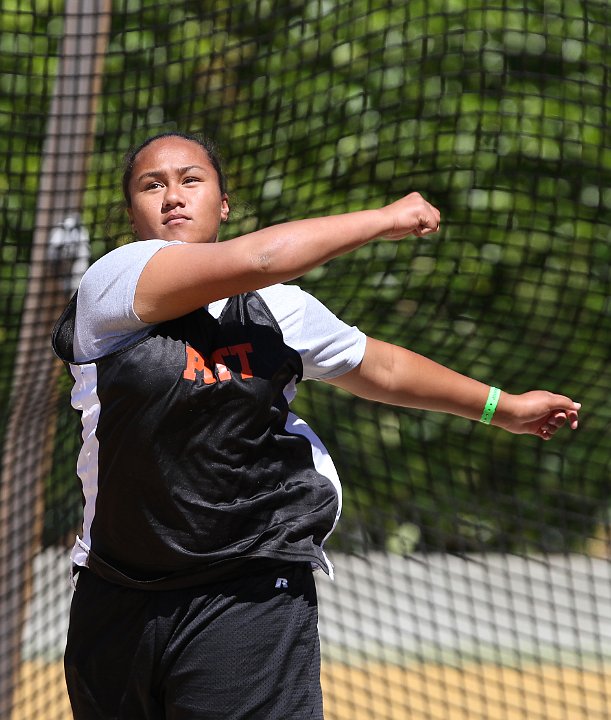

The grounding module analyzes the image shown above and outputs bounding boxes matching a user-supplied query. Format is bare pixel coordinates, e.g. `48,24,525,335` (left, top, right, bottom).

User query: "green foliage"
0,0,608,550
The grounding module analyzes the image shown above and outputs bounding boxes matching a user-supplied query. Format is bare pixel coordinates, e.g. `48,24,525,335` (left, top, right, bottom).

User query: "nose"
162,182,185,210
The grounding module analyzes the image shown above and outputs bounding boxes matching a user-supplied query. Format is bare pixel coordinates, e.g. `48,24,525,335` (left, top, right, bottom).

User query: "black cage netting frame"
0,1,609,718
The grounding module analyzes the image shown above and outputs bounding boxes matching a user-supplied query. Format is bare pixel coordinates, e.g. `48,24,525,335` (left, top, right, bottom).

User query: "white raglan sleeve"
257,284,367,381
73,239,182,362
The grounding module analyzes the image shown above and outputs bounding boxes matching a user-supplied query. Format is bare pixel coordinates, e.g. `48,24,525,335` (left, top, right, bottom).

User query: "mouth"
163,214,190,226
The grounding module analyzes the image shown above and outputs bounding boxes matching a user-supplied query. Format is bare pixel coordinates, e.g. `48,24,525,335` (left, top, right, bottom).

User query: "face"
126,136,229,244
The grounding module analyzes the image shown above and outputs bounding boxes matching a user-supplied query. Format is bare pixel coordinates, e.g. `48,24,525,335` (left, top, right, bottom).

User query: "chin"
161,226,219,244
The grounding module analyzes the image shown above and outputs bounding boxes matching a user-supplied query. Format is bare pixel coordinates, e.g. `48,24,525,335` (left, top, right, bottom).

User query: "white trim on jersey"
69,362,101,569
284,410,342,581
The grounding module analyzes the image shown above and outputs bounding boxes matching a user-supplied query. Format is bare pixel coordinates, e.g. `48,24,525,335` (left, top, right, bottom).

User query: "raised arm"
134,193,440,323
327,337,580,440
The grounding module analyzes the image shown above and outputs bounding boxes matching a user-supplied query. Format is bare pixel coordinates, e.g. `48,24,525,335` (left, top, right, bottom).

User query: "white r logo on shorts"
275,577,288,589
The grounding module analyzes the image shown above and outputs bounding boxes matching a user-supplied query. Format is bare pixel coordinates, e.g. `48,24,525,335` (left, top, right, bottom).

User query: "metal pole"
0,1,111,715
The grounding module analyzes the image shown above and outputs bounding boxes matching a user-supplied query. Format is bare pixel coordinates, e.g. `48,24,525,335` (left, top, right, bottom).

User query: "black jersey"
52,291,341,588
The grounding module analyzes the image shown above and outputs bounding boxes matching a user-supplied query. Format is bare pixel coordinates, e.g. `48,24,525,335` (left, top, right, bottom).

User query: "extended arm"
134,193,440,323
327,337,580,440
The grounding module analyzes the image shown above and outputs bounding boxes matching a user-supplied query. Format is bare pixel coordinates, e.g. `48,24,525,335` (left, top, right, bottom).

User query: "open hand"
494,391,581,440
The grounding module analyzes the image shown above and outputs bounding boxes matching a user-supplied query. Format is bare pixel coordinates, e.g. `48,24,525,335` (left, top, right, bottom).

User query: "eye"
145,181,163,190
183,176,201,184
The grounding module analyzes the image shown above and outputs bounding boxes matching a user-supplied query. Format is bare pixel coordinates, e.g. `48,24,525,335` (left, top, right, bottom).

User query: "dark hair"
121,131,227,207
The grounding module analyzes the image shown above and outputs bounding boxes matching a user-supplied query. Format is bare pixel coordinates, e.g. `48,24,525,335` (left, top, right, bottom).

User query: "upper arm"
134,241,265,323
74,241,169,360
279,288,367,381
325,337,397,401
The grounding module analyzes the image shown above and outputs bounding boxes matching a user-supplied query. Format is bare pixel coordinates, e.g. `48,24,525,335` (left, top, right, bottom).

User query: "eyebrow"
136,165,209,183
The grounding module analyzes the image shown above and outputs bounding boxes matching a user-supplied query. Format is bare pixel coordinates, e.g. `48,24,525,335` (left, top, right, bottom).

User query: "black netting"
1,1,609,718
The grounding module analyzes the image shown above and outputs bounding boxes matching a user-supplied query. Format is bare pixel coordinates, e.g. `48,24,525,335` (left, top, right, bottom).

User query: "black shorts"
64,561,323,720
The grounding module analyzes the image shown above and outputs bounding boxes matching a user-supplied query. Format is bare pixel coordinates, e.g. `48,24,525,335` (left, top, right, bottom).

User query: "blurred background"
0,1,609,718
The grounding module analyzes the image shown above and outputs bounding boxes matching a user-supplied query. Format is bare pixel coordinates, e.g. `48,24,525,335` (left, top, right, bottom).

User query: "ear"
220,193,230,222
126,207,136,232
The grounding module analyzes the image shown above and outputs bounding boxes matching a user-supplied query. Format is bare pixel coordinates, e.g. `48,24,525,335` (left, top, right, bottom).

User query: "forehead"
132,137,211,173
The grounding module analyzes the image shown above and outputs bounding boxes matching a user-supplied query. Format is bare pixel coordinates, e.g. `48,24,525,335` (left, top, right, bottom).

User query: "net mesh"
1,1,609,718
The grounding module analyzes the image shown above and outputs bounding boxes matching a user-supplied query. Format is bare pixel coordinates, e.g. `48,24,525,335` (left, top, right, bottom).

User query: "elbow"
248,230,310,278
252,232,292,275
255,251,273,273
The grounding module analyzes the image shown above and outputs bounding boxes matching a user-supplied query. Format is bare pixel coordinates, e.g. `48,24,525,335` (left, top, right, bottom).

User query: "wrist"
368,207,396,240
489,390,518,429
480,386,501,425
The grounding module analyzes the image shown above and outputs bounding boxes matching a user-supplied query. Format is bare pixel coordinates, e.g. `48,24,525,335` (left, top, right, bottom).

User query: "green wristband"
480,386,501,424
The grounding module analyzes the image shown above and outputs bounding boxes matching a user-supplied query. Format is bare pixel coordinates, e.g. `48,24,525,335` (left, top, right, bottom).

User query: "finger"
418,226,436,236
539,408,578,439
548,411,567,428
547,394,581,413
542,396,581,433
542,411,568,434
549,405,580,430
538,426,552,440
419,216,439,234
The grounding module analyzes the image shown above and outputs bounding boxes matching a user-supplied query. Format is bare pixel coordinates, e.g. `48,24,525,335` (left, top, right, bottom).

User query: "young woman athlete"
52,132,580,719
